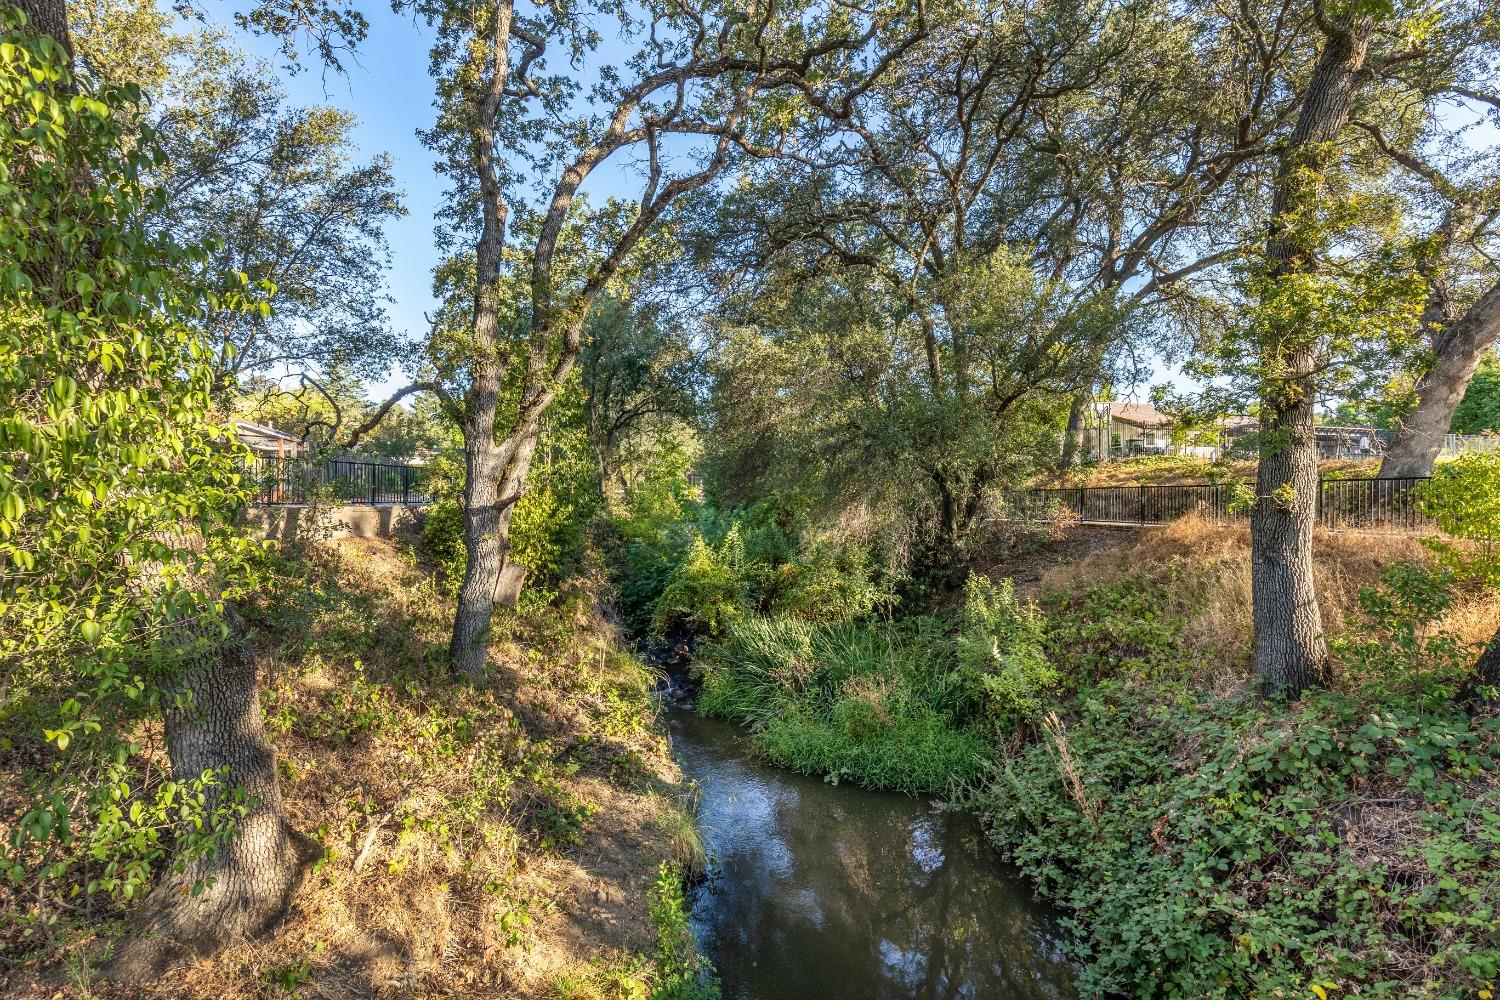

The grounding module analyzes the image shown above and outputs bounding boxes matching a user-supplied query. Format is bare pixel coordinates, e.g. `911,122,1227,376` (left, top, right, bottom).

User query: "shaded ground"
3,535,697,999
971,523,1134,601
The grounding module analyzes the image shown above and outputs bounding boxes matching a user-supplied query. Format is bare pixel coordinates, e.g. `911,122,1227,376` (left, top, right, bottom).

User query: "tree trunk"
1474,627,1500,695
14,0,72,61
1251,16,1371,694
449,404,506,683
1251,380,1330,693
107,621,313,979
448,407,543,682
1059,389,1091,467
447,34,515,683
1379,279,1500,478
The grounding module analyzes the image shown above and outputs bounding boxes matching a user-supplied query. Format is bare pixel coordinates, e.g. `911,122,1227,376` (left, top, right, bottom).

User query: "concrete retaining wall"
247,504,418,541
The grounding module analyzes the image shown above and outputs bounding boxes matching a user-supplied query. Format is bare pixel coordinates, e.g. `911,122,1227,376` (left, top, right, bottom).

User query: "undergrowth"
610,461,1500,996
1,532,715,999
696,612,998,795
969,680,1500,997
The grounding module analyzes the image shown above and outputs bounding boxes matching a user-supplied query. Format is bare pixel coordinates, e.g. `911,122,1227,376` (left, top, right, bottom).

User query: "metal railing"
1001,476,1433,532
247,456,433,506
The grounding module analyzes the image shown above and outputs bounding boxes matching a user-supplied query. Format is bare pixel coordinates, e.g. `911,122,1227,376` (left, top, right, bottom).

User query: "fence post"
402,465,410,505
1138,485,1146,525
369,463,377,504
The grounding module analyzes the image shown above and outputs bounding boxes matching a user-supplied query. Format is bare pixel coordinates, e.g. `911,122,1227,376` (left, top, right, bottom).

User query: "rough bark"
1059,389,1091,466
448,394,506,683
1475,627,1500,694
1379,279,1500,478
444,0,515,683
13,0,72,61
448,414,541,683
106,619,313,979
1251,16,1371,695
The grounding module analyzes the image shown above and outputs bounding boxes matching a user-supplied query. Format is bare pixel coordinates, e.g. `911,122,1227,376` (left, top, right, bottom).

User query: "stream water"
669,711,1078,1000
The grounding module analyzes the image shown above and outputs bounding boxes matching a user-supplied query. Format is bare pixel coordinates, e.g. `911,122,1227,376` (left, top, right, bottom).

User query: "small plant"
263,958,312,996
956,575,1057,735
1334,562,1467,697
647,862,720,1000
1421,452,1500,587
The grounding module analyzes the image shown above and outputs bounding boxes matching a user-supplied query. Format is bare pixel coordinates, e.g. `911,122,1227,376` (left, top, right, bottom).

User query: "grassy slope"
13,535,705,999
973,518,1500,997
1038,454,1382,488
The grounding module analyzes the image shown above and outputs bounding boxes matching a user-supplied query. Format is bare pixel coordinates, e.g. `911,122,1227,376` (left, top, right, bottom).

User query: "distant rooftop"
234,420,307,455
1106,401,1173,429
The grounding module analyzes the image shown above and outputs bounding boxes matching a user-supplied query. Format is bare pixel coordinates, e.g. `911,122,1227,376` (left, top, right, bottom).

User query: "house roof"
1107,401,1174,429
233,420,305,450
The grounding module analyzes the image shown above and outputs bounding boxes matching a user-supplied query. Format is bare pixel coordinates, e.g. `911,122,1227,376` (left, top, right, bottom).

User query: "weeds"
697,615,991,795
550,863,719,1000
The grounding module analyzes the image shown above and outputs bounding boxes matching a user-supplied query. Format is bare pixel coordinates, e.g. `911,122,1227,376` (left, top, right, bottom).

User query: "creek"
668,710,1078,1000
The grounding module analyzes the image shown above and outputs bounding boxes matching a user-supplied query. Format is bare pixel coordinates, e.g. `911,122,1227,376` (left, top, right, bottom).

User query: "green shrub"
970,683,1500,997
1421,452,1500,587
610,484,895,639
777,542,893,622
419,456,469,588
1334,561,1469,698
1040,566,1203,683
956,575,1057,735
647,862,720,1000
0,18,262,919
508,386,602,586
650,531,747,638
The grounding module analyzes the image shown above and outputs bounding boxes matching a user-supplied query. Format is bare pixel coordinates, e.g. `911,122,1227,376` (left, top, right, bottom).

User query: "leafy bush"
419,456,469,587
956,575,1057,735
1421,452,1500,587
609,483,894,638
970,683,1500,998
1040,566,1207,683
508,385,602,587
965,564,1497,997
1333,562,1469,698
606,449,699,634
777,542,893,622
0,17,260,919
650,530,747,638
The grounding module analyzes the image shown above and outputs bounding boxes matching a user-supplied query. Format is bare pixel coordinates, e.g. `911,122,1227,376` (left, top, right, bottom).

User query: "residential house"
1082,402,1241,461
1220,421,1391,460
233,420,308,460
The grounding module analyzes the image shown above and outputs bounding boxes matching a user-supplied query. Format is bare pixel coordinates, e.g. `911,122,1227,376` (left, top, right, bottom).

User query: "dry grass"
1040,455,1382,488
1032,514,1498,684
7,536,697,1000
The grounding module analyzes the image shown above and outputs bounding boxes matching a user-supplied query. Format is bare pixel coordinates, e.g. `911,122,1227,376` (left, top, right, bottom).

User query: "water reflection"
671,712,1077,1000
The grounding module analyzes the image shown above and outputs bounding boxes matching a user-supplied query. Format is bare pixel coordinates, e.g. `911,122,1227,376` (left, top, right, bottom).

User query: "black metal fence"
1000,476,1432,532
247,456,433,506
